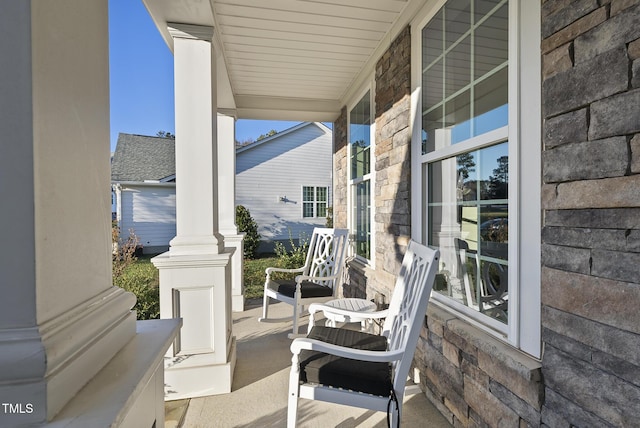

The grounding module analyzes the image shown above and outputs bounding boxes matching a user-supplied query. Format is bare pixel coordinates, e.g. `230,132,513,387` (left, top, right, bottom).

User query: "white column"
0,2,177,425
218,112,245,312
168,24,224,256
152,23,236,399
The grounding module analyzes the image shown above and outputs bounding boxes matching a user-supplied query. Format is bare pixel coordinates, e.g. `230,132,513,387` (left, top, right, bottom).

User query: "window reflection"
428,141,508,323
349,91,372,260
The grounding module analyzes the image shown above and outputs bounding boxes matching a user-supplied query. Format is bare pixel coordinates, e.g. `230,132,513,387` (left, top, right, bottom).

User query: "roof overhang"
141,0,425,122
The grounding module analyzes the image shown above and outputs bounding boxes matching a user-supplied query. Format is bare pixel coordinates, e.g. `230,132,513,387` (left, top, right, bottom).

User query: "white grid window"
349,90,373,260
412,0,541,357
302,186,328,218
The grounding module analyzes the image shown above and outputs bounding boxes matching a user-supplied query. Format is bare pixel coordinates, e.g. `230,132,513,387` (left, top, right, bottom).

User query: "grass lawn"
243,255,278,299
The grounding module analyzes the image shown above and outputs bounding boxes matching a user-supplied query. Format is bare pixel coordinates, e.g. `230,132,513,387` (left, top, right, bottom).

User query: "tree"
235,138,254,147
156,130,175,138
488,155,508,199
457,152,476,181
256,129,277,141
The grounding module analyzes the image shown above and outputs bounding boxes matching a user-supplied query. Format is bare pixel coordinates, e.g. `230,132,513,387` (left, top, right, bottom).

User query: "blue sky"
108,0,300,152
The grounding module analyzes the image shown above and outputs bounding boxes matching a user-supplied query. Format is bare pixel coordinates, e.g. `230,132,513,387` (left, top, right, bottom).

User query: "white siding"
119,185,176,253
236,123,332,245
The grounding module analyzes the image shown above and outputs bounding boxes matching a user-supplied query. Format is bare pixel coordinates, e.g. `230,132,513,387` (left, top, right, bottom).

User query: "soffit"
142,0,413,121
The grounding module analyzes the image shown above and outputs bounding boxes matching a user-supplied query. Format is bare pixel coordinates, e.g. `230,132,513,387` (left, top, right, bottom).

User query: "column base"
0,287,137,425
232,294,245,313
46,319,181,428
164,336,237,400
152,249,236,400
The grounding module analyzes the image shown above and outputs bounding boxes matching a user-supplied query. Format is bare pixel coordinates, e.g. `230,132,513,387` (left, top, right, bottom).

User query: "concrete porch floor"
165,300,453,428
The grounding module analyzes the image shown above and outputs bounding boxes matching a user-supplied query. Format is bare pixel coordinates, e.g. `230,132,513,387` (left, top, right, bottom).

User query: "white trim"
514,0,542,358
346,82,375,265
431,295,509,337
301,185,329,219
419,126,509,164
235,121,331,154
234,95,341,122
507,0,521,349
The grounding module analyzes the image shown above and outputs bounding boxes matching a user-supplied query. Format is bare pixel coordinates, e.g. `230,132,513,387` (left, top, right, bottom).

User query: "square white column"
218,112,245,311
152,23,236,399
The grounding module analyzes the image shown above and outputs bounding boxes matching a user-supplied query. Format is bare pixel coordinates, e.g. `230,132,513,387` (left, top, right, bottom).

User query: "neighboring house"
236,122,332,252
112,123,332,254
111,133,176,254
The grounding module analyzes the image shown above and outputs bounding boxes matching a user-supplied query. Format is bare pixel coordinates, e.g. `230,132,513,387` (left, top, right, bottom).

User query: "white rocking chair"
287,240,439,427
258,227,349,338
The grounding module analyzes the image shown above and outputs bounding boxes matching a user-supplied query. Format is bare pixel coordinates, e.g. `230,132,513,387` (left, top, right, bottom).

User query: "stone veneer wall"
333,105,348,233
540,0,640,426
333,26,412,301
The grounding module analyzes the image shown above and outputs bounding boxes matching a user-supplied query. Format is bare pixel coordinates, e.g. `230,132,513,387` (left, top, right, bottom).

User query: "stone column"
218,112,245,312
152,24,236,399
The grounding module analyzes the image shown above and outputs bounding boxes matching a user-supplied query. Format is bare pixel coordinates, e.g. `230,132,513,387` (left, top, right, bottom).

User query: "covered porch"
10,0,640,426
140,0,424,404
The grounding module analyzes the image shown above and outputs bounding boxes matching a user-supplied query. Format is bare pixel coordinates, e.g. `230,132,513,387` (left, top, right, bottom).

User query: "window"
411,0,541,357
302,186,328,218
349,90,373,260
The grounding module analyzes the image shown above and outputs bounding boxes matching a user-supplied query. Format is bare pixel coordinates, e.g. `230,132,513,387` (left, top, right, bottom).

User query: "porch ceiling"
142,0,419,122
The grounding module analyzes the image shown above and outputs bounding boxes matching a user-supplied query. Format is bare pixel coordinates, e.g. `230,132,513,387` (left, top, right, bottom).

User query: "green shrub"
236,205,261,259
112,226,159,320
274,230,309,269
113,259,160,320
325,206,333,228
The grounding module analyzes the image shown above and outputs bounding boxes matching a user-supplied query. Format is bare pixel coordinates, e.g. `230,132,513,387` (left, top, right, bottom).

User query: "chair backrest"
303,228,349,291
381,240,439,393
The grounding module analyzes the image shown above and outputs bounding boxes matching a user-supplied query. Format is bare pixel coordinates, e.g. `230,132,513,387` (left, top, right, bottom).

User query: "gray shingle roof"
111,133,175,182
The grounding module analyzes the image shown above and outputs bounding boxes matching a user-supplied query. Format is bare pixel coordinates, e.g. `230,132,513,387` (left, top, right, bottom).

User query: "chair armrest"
265,266,305,276
308,303,388,319
290,338,402,363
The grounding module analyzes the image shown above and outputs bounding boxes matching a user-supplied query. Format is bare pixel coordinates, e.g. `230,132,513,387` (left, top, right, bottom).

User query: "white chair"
258,227,349,338
287,240,440,428
455,238,508,321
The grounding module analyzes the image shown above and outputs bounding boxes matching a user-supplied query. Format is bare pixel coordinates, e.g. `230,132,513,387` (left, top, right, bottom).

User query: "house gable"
235,122,332,246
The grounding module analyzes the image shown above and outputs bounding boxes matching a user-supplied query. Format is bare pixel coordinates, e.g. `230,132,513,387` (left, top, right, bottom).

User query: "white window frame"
410,0,541,358
301,186,328,218
347,82,376,265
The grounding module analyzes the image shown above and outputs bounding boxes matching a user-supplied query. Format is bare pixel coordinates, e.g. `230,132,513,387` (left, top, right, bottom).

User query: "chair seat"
274,280,334,299
299,326,391,397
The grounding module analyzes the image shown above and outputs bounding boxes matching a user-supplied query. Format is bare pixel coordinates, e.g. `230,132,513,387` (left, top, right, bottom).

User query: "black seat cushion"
299,326,392,397
274,280,333,298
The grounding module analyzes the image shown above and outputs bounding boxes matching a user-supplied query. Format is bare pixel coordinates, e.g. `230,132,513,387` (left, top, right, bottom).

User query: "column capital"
168,23,214,41
218,108,238,119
